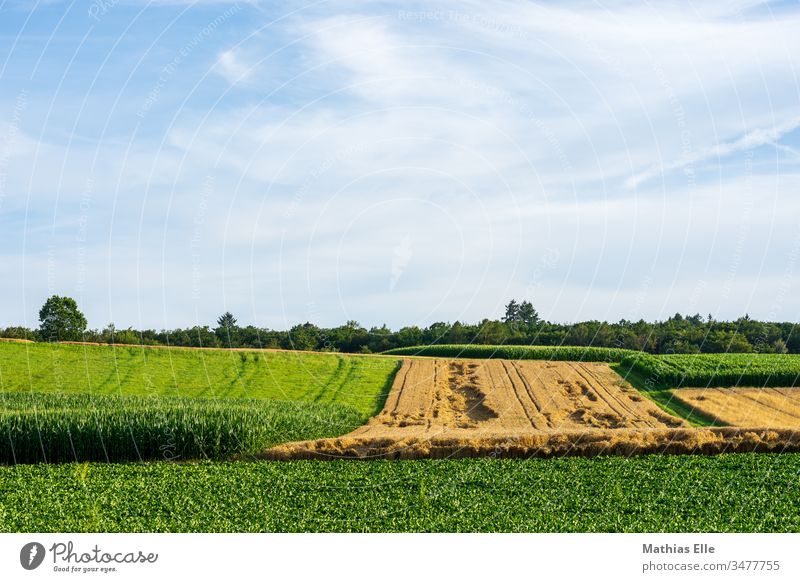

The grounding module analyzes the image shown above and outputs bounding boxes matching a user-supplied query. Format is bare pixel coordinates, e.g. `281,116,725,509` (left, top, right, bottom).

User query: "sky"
1,0,800,330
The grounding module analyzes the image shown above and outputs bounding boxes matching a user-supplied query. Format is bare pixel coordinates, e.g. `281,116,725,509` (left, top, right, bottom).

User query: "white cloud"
4,1,800,327
627,116,800,188
213,49,252,84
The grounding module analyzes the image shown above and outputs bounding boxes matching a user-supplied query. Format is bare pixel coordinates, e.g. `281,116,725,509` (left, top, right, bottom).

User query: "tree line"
1,295,798,354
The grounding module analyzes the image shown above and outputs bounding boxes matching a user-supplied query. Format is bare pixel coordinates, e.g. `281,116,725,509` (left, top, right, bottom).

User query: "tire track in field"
501,360,547,429
511,361,557,428
487,359,536,428
581,363,662,428
427,359,440,430
545,363,629,429
385,358,412,415
569,363,649,428
320,359,356,406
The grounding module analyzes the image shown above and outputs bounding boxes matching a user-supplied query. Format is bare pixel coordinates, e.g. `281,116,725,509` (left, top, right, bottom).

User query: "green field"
0,342,400,419
0,393,361,463
384,344,634,362
3,341,800,533
619,352,800,388
1,454,798,532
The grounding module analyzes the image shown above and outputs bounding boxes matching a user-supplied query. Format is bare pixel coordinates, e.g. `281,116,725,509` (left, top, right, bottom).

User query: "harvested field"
361,359,685,433
264,359,768,460
673,388,800,428
264,427,800,460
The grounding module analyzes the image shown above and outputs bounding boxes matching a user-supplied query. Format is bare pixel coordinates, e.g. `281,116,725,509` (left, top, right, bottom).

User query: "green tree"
447,321,469,343
518,301,540,329
284,323,320,351
476,319,507,344
215,312,239,346
38,295,87,342
773,338,789,354
703,330,753,353
0,326,35,340
396,325,423,346
188,325,221,348
502,299,520,324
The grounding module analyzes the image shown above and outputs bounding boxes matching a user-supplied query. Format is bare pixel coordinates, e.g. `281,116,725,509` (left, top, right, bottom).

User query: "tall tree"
502,299,520,324
215,312,239,346
518,301,540,329
38,295,87,342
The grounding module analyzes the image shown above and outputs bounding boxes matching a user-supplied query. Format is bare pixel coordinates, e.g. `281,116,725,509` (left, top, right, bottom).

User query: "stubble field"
672,388,800,428
266,359,800,459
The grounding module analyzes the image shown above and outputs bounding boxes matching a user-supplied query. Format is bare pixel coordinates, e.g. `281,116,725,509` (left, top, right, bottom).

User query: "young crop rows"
2,455,799,532
384,344,634,362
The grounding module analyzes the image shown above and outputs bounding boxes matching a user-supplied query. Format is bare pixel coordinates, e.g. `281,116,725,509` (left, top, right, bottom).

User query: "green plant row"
383,344,636,362
0,393,361,464
1,455,798,532
619,352,800,388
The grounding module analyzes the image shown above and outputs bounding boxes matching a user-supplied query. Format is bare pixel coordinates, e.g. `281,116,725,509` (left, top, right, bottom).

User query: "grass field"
619,352,800,388
384,344,634,361
0,393,362,463
0,342,400,419
1,454,798,532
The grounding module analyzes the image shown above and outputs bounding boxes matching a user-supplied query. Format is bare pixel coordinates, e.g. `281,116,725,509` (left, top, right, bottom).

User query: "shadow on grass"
611,364,720,428
368,359,403,420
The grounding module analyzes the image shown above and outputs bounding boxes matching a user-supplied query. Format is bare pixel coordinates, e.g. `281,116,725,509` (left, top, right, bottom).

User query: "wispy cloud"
626,116,800,188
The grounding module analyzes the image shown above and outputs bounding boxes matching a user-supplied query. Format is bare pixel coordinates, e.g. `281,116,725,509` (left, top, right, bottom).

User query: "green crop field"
0,342,400,419
1,454,798,532
619,352,800,388
383,344,634,362
3,340,800,533
0,393,361,464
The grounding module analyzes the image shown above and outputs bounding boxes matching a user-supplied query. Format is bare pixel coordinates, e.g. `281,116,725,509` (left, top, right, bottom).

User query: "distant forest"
2,297,799,355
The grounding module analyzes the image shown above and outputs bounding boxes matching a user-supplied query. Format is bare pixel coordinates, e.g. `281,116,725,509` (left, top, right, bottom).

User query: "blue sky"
1,0,800,330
